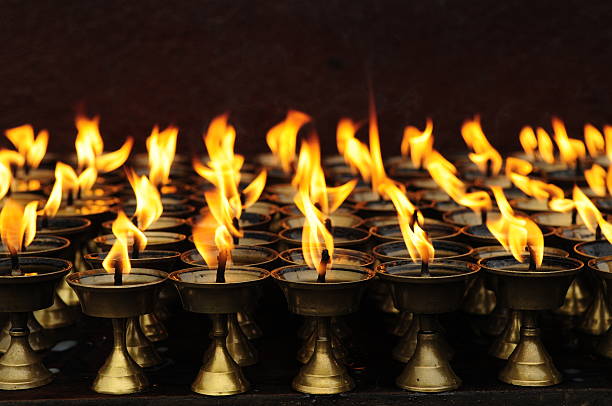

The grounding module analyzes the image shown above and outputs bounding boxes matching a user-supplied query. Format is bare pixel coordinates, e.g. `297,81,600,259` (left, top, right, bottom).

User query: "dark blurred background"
1,0,611,157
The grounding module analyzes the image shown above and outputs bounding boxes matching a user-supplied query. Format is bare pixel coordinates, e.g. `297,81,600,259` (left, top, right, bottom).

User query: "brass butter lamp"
480,255,582,386
587,256,612,358
377,259,479,392
272,264,374,394
0,257,71,390
67,267,168,394
169,266,269,396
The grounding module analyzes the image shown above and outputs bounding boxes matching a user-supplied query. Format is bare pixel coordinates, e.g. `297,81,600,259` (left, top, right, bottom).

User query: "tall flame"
487,186,543,267
126,169,163,231
0,199,38,256
572,186,604,233
266,110,311,174
102,211,148,274
40,175,63,217
552,117,585,166
585,124,605,158
461,116,502,176
192,213,234,268
368,93,389,194
242,170,267,209
336,118,372,181
401,118,434,169
5,125,49,170
147,125,178,188
55,162,97,198
96,137,134,173
505,157,533,178
584,164,608,197
0,163,11,200
294,190,334,277
537,128,556,164
519,126,537,159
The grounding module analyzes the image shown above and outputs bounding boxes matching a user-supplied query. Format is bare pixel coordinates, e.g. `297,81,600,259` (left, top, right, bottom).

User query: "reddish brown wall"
1,0,611,157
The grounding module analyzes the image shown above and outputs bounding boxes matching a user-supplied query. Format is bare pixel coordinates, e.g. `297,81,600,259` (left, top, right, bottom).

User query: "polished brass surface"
92,318,148,394
292,317,354,394
0,313,53,390
483,306,509,336
489,310,522,359
191,314,249,396
462,276,496,315
272,265,375,317
395,316,460,393
579,284,611,335
126,317,163,368
391,311,413,337
34,292,79,329
555,277,591,316
297,324,347,364
67,269,168,318
499,311,561,386
139,313,168,342
226,313,258,367
236,311,263,340
297,317,316,340
170,267,270,314
392,315,419,362
57,277,80,307
0,313,54,353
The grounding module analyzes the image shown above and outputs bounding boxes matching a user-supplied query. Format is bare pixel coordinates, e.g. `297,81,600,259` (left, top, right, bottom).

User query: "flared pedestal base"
34,293,79,330
237,311,263,340
226,314,258,367
396,330,460,393
139,313,168,342
489,310,522,360
126,317,163,368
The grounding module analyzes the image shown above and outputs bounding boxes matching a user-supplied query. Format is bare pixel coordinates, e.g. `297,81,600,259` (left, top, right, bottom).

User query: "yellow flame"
192,213,234,268
426,152,492,213
536,127,556,163
75,115,104,171
509,174,564,201
0,163,11,200
204,189,243,237
401,118,434,168
96,137,134,173
147,126,178,187
0,199,38,255
369,94,389,194
126,169,163,231
102,211,148,274
552,117,585,166
519,126,537,159
572,186,603,233
505,157,533,178
379,181,424,227
336,118,372,180
605,126,612,163
242,170,267,209
585,164,608,197
585,124,605,158
487,186,543,267
461,116,502,175
266,110,311,174
102,236,131,275
5,125,49,170
40,175,63,217
403,222,435,264
294,190,334,277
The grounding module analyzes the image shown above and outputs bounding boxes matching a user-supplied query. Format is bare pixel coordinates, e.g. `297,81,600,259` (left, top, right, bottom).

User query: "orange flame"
509,174,565,202
461,116,502,176
192,213,234,268
0,163,11,200
75,115,104,171
96,137,134,173
426,151,492,213
487,186,543,267
401,118,434,168
585,124,605,158
536,128,556,164
519,126,537,159
55,162,97,198
266,110,311,174
505,157,533,178
336,118,372,181
604,126,612,163
379,181,424,227
585,164,608,197
40,175,63,217
102,211,147,274
126,169,163,231
572,186,604,233
552,117,585,166
242,170,267,209
403,223,435,264
294,190,334,277
0,199,38,256
368,94,389,194
147,126,178,188
5,125,49,170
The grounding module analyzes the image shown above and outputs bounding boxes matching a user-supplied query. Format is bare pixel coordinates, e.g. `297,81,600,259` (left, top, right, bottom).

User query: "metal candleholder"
169,266,269,396
443,208,502,227
370,222,461,245
67,268,168,394
181,245,278,269
0,257,71,390
190,210,272,231
480,255,582,386
377,259,478,392
272,264,374,394
102,216,187,234
278,226,370,253
187,230,280,249
588,256,612,358
83,250,180,345
280,213,364,230
94,231,187,252
574,241,612,336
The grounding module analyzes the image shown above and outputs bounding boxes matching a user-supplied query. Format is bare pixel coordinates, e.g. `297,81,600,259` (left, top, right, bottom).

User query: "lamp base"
126,317,163,368
292,317,354,395
0,312,54,353
579,285,611,336
93,318,148,395
227,313,258,367
34,293,79,329
555,277,590,317
139,313,168,342
462,276,496,315
489,310,522,359
499,311,561,386
237,311,263,340
0,313,53,390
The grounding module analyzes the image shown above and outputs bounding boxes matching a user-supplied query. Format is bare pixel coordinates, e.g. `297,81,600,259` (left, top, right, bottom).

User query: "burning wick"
113,259,123,286
67,191,74,208
10,253,20,276
596,223,602,241
232,217,240,245
527,246,537,271
316,249,330,283
571,207,577,225
420,259,430,277
481,210,488,225
575,159,583,178
216,249,228,283
132,237,142,260
486,159,492,178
